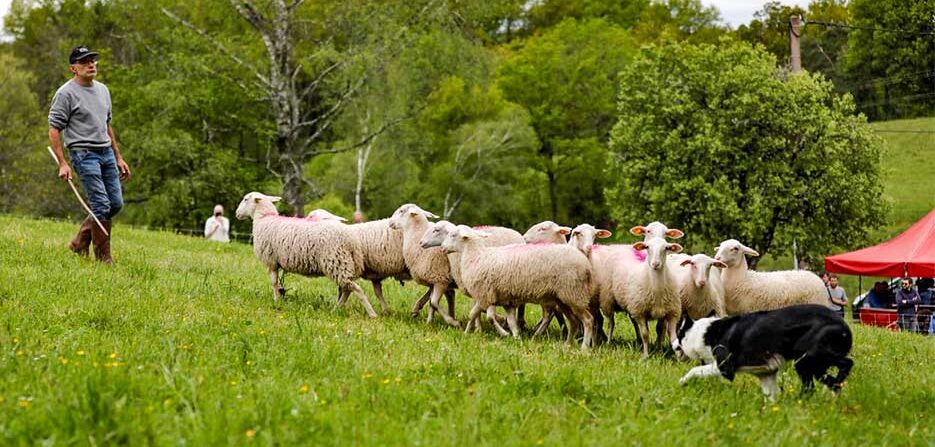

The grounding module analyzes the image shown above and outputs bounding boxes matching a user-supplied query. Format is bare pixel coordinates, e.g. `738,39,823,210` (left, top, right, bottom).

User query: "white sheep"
619,237,684,357
714,239,830,314
419,220,524,329
567,224,644,343
442,225,595,350
234,192,378,317
671,254,727,319
630,221,684,240
306,208,425,315
388,203,460,327
523,220,571,244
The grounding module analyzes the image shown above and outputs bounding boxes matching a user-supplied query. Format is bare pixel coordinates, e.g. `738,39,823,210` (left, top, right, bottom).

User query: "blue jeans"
69,147,123,220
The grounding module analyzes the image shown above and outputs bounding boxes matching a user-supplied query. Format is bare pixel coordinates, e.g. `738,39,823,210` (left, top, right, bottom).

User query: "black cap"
69,46,99,64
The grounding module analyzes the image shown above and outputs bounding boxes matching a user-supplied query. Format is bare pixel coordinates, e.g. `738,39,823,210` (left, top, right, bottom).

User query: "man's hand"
117,158,131,181
58,164,72,181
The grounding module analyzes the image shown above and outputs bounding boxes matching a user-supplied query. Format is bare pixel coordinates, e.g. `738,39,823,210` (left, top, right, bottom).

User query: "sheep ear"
269,196,282,203
741,245,760,257
713,260,728,269
666,228,684,239
596,229,612,239
558,226,571,235
680,259,693,267
668,243,683,253
633,241,647,251
424,210,440,219
630,226,647,236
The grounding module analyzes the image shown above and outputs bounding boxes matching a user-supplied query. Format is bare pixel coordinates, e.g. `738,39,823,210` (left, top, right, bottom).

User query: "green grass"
1,215,933,445
873,117,935,236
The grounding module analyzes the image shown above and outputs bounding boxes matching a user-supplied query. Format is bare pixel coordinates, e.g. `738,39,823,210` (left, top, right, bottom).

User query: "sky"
0,0,802,40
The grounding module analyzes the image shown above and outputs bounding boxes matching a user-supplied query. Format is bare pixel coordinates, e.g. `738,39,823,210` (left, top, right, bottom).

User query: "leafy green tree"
497,18,635,225
632,0,725,44
608,40,888,268
845,0,935,120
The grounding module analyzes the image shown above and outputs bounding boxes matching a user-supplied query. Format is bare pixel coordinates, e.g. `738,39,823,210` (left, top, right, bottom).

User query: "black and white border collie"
673,304,853,400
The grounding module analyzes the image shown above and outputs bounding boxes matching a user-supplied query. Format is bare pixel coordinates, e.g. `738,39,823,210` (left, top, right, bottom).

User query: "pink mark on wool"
473,225,494,230
632,248,647,262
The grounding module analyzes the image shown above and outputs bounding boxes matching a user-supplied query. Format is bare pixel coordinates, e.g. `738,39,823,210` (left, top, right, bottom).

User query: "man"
895,278,921,332
49,45,131,264
827,274,847,318
204,204,231,243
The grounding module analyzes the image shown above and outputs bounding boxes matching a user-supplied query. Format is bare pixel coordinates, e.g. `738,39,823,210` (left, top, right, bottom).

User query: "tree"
607,40,888,268
845,0,935,120
497,18,635,225
632,0,725,44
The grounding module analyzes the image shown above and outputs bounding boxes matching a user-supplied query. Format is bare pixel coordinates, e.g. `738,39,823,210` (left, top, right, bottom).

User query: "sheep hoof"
409,311,420,319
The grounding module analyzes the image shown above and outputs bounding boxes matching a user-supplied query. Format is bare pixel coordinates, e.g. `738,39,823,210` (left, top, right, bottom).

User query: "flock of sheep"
234,192,830,356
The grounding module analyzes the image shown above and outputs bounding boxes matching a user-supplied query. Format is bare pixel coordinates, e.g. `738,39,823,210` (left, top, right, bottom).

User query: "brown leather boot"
68,217,94,257
91,220,113,264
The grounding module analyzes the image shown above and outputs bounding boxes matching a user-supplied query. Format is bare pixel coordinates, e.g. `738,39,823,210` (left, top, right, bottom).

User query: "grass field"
1,215,933,446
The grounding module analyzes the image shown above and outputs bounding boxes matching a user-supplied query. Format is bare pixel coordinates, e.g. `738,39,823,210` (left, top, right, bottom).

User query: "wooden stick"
47,146,109,236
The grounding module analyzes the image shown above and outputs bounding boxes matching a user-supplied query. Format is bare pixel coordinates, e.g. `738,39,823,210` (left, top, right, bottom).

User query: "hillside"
873,117,935,236
0,215,932,445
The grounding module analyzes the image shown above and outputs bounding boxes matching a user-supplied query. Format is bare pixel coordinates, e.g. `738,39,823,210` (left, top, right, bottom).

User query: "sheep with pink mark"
566,224,647,343
442,225,596,350
714,239,829,315
306,207,416,313
234,192,379,317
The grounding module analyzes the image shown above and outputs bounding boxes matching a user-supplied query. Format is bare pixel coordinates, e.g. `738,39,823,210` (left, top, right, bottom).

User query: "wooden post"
790,15,803,73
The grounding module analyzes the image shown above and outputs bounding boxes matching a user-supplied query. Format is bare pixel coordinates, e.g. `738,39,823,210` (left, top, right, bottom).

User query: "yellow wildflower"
382,378,391,384
59,357,69,365
394,377,401,383
109,352,117,359
299,384,309,394
771,405,780,412
362,373,373,379
245,429,256,439
77,350,86,356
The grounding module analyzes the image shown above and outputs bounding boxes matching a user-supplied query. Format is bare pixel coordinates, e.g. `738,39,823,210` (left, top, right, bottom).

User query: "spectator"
820,272,831,288
865,281,889,308
204,204,230,243
827,274,847,318
895,277,921,332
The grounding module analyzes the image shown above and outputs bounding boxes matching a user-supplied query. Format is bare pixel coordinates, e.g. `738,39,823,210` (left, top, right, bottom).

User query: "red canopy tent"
824,208,935,278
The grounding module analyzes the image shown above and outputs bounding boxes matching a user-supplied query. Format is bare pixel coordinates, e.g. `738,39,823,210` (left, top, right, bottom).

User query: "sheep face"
523,220,571,244
568,224,612,257
235,192,281,220
306,209,346,222
630,221,684,240
633,237,682,270
680,254,728,288
420,220,456,249
714,239,760,268
388,203,438,230
441,225,489,253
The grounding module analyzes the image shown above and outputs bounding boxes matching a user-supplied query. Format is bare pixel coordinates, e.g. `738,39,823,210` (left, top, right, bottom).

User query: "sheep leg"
370,280,391,314
654,319,667,353
465,302,483,334
409,288,432,318
630,314,643,347
555,310,567,339
335,288,350,307
268,268,282,301
517,304,527,331
505,306,521,338
637,318,652,359
532,305,554,337
445,289,456,320
666,316,679,353
757,373,780,401
348,283,378,318
487,305,510,336
572,306,594,351
427,284,460,327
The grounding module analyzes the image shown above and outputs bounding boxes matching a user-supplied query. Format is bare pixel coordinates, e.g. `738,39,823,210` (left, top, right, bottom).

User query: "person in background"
827,274,847,318
204,204,230,243
865,281,889,308
820,272,831,288
916,277,933,305
895,277,921,332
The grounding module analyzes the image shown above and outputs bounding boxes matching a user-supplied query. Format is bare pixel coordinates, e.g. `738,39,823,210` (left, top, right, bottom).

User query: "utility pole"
790,14,803,72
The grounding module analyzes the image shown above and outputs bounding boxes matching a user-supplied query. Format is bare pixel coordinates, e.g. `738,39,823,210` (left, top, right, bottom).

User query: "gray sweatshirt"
48,79,113,149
